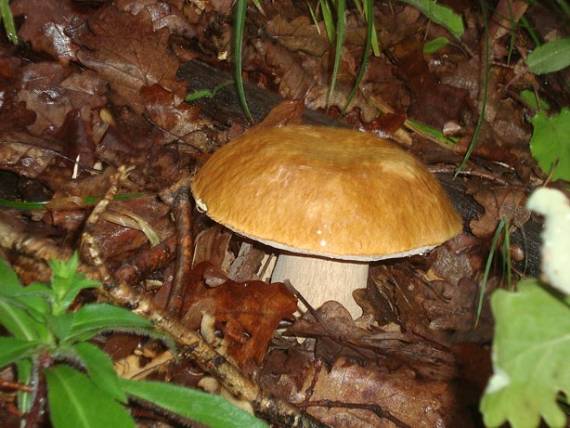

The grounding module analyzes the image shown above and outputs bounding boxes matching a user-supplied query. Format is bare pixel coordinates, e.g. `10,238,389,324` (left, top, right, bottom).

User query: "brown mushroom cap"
191,125,462,261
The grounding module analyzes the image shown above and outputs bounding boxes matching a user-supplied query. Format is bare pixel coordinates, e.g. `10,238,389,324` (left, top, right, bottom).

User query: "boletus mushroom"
191,125,462,317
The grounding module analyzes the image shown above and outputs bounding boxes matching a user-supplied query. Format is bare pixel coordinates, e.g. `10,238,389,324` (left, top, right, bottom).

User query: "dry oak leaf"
183,264,297,373
469,186,530,238
11,0,85,64
260,352,472,428
75,5,184,112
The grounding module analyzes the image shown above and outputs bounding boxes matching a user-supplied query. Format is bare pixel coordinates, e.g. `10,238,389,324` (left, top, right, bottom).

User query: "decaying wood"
167,186,193,316
178,60,542,277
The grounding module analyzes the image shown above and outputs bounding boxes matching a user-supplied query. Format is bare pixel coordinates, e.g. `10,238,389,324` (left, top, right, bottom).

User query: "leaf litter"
0,0,569,427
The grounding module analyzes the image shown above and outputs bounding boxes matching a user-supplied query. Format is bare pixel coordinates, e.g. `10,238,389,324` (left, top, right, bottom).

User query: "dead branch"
167,186,193,316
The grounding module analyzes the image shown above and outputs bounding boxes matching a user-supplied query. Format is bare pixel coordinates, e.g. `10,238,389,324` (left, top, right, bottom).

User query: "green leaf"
519,89,550,112
423,36,449,54
0,198,47,210
48,312,74,341
185,81,232,102
0,298,48,340
121,379,268,428
527,37,570,75
66,304,153,342
0,337,41,368
320,0,335,42
46,365,135,428
16,358,33,413
0,257,23,292
480,280,570,428
399,0,464,39
406,118,458,145
49,253,100,314
72,343,127,403
0,0,18,45
14,283,52,317
529,108,570,181
344,0,373,111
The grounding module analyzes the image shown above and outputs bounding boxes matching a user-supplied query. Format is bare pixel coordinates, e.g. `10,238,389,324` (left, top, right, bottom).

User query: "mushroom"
191,125,462,317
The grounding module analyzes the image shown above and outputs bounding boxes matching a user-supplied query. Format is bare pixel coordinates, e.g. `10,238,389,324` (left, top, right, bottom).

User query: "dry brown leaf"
11,0,84,63
260,352,473,428
469,186,530,237
182,263,297,373
76,5,184,112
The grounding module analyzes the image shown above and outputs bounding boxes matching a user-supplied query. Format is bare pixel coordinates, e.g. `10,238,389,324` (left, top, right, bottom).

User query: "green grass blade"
0,0,18,44
519,16,541,47
501,218,513,290
251,0,265,15
233,0,253,122
306,1,322,34
0,198,48,210
320,0,336,42
327,0,346,104
455,0,489,175
344,0,373,111
353,0,364,15
362,0,381,56
475,217,506,327
406,118,458,145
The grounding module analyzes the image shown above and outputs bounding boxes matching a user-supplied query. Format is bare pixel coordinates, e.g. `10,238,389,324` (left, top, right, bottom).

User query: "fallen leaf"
260,352,473,428
182,263,297,373
11,0,85,63
469,186,530,238
75,5,184,112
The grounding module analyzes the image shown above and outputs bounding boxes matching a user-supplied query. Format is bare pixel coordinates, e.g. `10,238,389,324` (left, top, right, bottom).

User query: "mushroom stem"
271,254,367,318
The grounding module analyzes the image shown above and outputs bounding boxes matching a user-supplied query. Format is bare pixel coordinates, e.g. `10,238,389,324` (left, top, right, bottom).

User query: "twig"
299,400,411,428
167,187,193,316
114,235,177,285
0,380,32,392
429,165,509,185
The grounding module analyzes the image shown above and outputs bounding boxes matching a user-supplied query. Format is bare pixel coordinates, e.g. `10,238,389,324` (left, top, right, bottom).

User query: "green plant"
423,36,450,54
231,1,467,120
399,0,464,39
185,81,233,103
480,279,570,428
526,37,570,75
0,253,266,428
0,0,18,44
530,108,570,182
480,188,570,428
